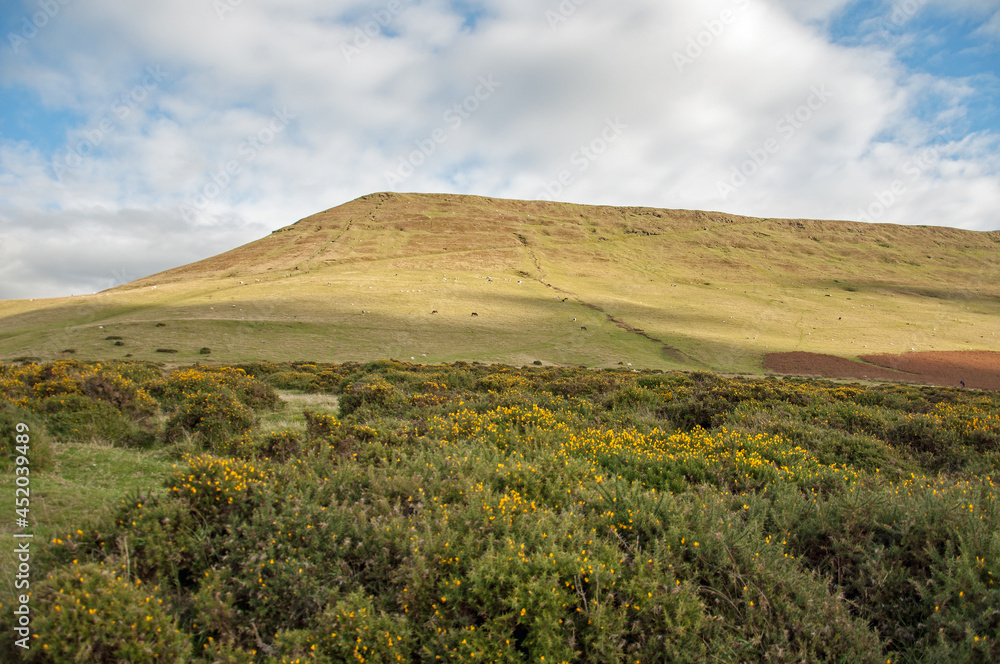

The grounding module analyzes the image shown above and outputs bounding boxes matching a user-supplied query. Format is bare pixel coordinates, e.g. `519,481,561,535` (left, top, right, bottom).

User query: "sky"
0,0,997,300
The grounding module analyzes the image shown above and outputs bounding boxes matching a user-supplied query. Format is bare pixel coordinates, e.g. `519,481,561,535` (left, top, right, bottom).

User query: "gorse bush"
33,394,153,446
257,429,302,462
303,409,341,442
266,370,319,391
150,366,279,411
164,390,256,445
338,374,404,416
26,562,191,663
2,360,998,662
0,360,161,447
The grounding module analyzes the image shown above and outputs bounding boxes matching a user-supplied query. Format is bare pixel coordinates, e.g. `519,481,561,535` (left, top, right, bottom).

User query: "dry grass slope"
1,192,997,375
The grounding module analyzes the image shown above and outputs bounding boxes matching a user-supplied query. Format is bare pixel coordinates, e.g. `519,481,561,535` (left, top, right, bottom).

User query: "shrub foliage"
1,359,998,662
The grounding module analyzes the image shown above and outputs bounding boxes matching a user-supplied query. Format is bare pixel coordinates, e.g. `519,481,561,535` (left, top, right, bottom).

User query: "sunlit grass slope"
1,192,997,371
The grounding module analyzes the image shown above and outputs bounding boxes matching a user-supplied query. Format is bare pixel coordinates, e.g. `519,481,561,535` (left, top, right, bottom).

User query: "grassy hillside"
1,192,997,372
1,359,997,662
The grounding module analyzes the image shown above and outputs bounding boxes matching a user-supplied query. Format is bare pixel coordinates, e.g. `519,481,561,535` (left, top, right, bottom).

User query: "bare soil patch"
764,350,1000,390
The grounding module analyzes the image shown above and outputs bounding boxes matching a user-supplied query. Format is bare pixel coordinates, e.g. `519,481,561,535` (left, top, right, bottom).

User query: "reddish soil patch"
859,351,1000,391
764,351,1000,391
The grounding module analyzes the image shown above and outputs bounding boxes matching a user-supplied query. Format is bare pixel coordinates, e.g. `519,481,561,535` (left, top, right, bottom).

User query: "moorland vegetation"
0,358,997,663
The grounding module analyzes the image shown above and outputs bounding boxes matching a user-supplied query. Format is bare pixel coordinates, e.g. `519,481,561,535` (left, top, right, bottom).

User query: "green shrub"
270,592,414,664
26,562,192,663
164,391,255,444
0,401,54,471
210,432,261,459
151,367,279,411
166,453,272,521
267,370,319,391
303,410,341,442
338,376,403,416
79,372,157,418
32,394,152,446
258,430,301,462
605,384,661,411
11,361,1000,663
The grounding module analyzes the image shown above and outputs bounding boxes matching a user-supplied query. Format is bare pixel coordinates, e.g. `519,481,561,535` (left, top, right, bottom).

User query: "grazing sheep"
581,326,587,331
432,310,438,314
471,312,479,317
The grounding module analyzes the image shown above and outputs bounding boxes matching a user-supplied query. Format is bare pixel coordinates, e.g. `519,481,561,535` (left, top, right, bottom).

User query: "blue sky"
1,0,998,299
829,0,998,135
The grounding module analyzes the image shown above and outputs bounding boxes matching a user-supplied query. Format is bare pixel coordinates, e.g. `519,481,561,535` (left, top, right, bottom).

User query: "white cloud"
973,9,1000,38
770,0,856,25
0,0,997,298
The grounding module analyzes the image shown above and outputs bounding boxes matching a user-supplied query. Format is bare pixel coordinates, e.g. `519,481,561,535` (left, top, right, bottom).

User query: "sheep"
471,313,479,317
432,310,438,314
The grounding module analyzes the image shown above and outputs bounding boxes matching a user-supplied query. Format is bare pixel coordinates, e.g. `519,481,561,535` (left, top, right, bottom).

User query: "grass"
0,193,996,371
258,390,339,432
0,442,176,593
0,387,336,590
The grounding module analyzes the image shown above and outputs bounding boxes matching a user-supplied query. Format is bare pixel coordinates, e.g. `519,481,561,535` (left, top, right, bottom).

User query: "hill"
1,192,997,375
